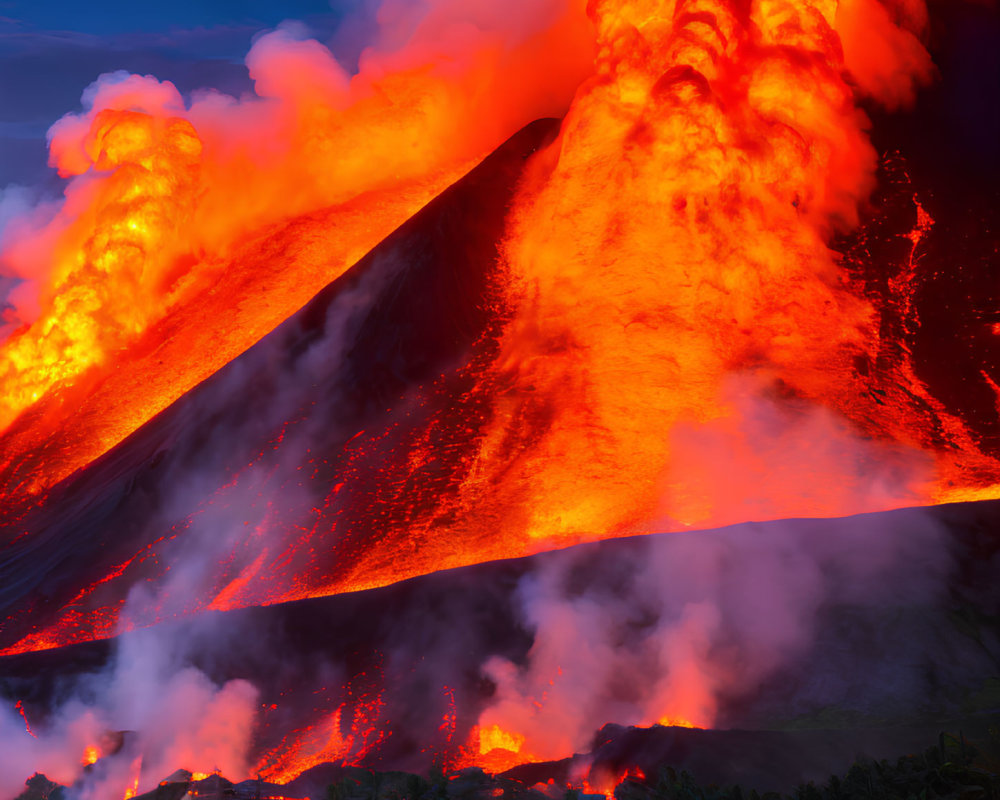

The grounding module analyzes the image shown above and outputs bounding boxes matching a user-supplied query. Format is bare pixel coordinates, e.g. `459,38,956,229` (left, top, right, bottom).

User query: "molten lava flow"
123,755,142,800
438,0,1000,766
0,2,594,515
3,1,998,672
2,0,999,786
434,0,1000,552
0,111,202,429
460,724,541,775
658,717,697,729
252,671,387,784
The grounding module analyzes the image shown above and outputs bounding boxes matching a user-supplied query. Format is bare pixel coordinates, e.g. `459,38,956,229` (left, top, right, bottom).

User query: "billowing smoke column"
471,508,951,770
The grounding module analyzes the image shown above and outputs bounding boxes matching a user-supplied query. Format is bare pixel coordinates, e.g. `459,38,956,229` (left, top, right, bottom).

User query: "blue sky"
0,0,366,187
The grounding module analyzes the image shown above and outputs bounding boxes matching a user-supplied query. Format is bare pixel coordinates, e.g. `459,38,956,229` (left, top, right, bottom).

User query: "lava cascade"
439,0,1000,555
424,0,1000,769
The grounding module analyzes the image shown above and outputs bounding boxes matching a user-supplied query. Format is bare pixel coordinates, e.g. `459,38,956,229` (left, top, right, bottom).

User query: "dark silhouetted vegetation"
324,731,1000,800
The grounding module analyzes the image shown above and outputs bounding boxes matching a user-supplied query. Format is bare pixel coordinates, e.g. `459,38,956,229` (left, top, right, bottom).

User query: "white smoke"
477,505,950,762
0,624,258,800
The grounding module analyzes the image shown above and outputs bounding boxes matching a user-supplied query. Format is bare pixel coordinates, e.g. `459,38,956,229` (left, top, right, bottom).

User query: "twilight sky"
0,0,368,188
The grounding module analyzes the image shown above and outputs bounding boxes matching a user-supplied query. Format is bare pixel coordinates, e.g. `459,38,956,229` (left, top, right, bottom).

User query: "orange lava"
435,0,998,767
453,724,542,775
2,0,999,785
81,745,100,766
0,4,594,516
2,0,997,676
658,717,698,729
252,673,386,784
441,0,994,555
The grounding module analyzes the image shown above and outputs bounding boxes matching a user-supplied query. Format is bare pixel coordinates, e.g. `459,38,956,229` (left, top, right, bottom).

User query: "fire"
123,754,142,799
463,723,543,775
658,717,698,729
0,110,201,426
192,772,209,781
418,0,1000,557
479,723,527,755
583,771,626,800
253,670,387,783
0,0,997,786
0,0,993,703
0,3,594,517
82,745,100,766
447,0,999,765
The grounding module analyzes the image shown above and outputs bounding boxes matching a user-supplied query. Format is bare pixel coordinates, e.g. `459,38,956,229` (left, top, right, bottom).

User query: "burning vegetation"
2,0,1000,797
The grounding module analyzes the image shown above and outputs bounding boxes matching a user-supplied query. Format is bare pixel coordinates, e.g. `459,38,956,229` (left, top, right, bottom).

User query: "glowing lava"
1,0,998,788
81,745,99,766
0,4,594,517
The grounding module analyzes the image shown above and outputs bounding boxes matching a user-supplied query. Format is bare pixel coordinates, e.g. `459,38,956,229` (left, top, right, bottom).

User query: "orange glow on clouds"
0,0,594,512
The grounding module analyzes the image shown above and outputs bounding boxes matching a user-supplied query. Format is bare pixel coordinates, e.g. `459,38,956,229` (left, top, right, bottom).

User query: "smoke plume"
0,623,257,800
476,508,950,763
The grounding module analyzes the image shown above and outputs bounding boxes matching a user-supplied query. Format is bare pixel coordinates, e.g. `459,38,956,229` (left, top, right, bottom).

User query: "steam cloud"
0,0,592,335
477,508,950,763
0,625,257,800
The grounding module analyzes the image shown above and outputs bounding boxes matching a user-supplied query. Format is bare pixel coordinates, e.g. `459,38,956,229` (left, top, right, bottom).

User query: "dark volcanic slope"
3,500,1000,784
0,118,560,653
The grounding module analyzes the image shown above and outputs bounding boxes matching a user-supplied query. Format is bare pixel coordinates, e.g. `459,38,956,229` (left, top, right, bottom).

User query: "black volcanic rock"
0,117,561,652
12,775,64,800
2,501,1000,783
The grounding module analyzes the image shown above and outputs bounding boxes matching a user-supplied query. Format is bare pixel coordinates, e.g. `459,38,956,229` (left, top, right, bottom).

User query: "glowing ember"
81,745,99,766
658,717,698,729
15,700,37,739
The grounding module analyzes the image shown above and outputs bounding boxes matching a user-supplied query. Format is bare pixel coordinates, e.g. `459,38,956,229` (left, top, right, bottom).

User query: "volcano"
1,1,1000,798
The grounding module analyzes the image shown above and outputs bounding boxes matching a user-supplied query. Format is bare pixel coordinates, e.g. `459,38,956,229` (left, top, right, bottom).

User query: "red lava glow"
81,745,99,766
252,671,387,784
456,724,542,775
1,0,998,788
15,700,38,739
0,1,594,515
